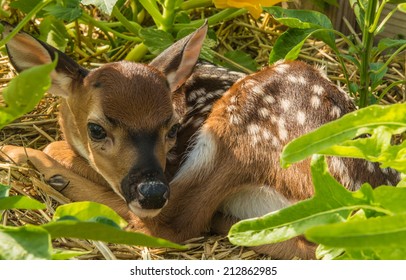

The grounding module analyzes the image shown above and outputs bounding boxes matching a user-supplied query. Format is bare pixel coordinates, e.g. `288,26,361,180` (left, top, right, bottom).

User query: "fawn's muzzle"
137,181,169,209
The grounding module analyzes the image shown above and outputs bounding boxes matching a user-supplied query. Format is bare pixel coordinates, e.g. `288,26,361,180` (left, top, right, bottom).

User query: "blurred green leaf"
281,104,406,170
223,50,259,72
0,225,51,260
43,0,82,22
53,201,127,228
0,59,56,129
39,16,70,51
0,196,45,210
140,28,174,55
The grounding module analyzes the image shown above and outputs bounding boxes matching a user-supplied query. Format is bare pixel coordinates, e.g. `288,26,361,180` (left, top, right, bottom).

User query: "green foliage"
0,197,185,259
265,2,406,108
0,59,56,129
230,103,406,259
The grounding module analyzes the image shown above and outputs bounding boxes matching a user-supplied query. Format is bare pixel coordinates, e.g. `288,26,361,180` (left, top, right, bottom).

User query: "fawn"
0,23,399,259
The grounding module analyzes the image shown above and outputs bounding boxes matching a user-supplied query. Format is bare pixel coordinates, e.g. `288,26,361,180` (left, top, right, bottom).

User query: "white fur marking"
259,107,271,118
310,95,321,108
330,106,342,118
220,186,291,220
280,99,291,111
263,95,275,105
297,111,306,125
312,84,324,96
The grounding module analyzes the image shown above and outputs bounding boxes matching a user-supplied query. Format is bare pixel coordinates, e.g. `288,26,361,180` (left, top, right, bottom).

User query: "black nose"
137,181,169,209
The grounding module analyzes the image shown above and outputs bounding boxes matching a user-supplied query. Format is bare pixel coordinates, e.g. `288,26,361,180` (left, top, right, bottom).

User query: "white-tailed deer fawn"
0,22,399,259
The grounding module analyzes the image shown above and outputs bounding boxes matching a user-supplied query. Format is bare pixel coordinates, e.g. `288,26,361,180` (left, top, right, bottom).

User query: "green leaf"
269,28,314,63
0,225,51,260
223,50,259,72
39,16,70,51
306,213,406,249
0,59,56,129
10,0,43,14
264,6,334,30
53,201,127,228
265,7,336,63
228,156,375,247
281,104,406,168
41,220,186,250
369,62,387,90
377,38,406,54
0,196,46,210
82,0,119,15
140,28,174,56
43,0,83,22
374,186,406,214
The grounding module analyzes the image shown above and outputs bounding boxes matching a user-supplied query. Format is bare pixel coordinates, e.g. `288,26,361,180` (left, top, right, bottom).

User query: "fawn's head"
3,22,207,218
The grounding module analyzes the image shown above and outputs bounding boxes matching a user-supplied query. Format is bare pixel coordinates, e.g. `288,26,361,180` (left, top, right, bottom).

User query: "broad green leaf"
269,28,314,63
228,156,375,247
281,104,406,168
41,220,186,250
43,0,82,22
306,213,406,249
373,186,406,214
53,201,127,228
10,0,43,14
140,28,174,56
377,38,406,54
264,6,334,30
0,196,45,210
39,16,70,51
82,0,119,15
0,59,56,129
316,244,345,260
264,6,336,57
0,225,51,260
223,50,259,72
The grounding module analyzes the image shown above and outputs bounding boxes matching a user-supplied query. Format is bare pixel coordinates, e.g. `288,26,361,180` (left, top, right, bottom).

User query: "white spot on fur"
263,95,275,104
252,85,265,96
229,114,242,125
329,157,352,189
287,75,307,85
230,96,237,104
220,186,291,220
366,162,375,173
330,106,341,118
280,99,291,111
297,111,306,125
310,95,321,108
262,129,272,140
274,63,290,74
227,105,237,112
277,118,288,141
272,137,281,147
247,123,260,135
312,85,324,96
259,107,271,118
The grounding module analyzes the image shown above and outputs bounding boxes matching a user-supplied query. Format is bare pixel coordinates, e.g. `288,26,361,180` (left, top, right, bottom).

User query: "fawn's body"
0,23,399,259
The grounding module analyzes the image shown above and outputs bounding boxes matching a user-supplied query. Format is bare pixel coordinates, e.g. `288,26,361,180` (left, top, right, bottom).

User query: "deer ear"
2,22,88,98
149,21,208,92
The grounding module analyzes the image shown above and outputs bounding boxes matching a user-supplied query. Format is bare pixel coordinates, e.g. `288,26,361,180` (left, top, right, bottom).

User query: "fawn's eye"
167,124,180,140
87,123,107,141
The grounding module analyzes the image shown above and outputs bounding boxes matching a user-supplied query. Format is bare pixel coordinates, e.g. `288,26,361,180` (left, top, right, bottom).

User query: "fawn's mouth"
128,201,166,218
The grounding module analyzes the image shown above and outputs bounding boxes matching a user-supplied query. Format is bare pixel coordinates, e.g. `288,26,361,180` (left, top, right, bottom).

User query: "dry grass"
0,11,405,260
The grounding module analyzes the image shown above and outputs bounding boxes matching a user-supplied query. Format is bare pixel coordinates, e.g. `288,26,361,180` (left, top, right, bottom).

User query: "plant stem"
358,0,378,108
125,43,149,62
0,0,53,46
139,0,164,29
162,0,177,32
81,13,142,42
181,0,213,10
112,6,141,35
174,8,246,31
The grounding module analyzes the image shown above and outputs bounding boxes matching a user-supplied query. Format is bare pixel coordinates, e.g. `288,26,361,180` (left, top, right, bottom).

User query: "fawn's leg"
0,143,134,221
